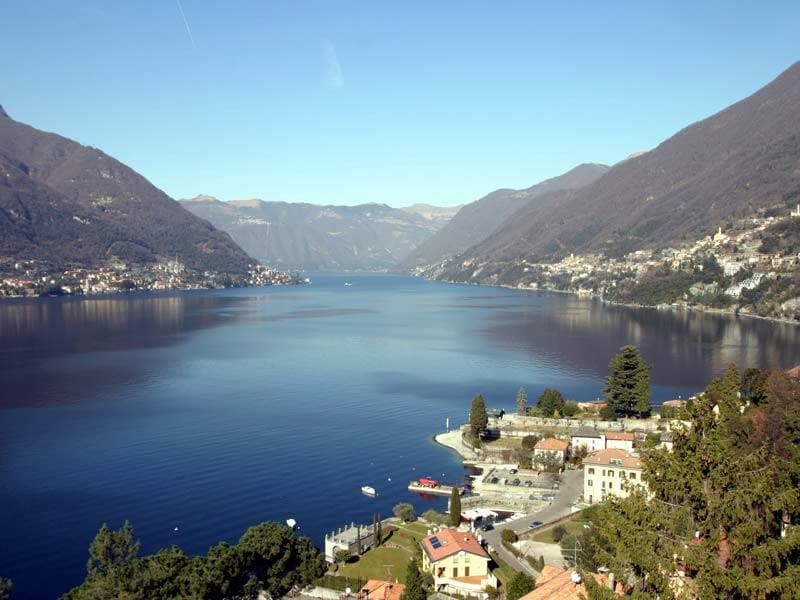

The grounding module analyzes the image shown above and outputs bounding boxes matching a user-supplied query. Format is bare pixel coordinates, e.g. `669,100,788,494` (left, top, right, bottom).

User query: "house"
570,427,605,453
604,431,635,452
355,580,405,600
518,565,621,599
420,529,496,597
324,523,376,562
534,438,569,466
583,449,644,504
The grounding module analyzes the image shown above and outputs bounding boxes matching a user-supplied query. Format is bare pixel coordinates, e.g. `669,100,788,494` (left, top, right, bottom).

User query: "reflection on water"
483,294,799,389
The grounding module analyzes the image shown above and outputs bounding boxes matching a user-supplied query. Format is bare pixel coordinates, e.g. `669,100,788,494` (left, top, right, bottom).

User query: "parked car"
509,468,518,474
529,520,544,529
480,523,494,531
490,477,499,484
524,480,533,488
512,478,521,486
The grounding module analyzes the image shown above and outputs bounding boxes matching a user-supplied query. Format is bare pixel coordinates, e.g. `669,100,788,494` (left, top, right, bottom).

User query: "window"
602,469,606,476
588,468,595,475
602,481,605,489
453,568,458,578
588,479,593,486
608,469,614,477
465,567,470,577
609,482,613,489
620,471,627,478
629,472,637,480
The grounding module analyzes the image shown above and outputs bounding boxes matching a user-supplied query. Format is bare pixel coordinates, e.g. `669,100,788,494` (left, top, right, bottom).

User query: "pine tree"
591,366,800,598
603,345,651,417
516,387,528,415
449,487,461,527
469,394,488,436
506,572,535,600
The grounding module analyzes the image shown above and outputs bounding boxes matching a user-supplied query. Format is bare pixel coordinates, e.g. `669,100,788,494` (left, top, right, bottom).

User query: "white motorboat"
361,485,376,496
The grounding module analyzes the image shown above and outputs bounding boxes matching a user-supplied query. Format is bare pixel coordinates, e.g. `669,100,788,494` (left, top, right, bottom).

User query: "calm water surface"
1,274,798,598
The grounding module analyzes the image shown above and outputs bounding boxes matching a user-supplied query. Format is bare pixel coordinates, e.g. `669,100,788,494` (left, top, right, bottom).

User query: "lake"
1,274,798,598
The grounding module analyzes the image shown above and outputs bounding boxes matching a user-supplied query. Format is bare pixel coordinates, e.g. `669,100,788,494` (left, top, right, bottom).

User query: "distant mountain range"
180,197,453,272
435,61,800,283
399,163,610,270
0,106,254,276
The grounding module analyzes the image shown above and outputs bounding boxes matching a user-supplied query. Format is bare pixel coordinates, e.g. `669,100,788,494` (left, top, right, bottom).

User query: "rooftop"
570,427,604,438
583,448,642,469
604,431,634,441
420,529,489,562
535,438,569,451
519,565,620,600
358,580,405,600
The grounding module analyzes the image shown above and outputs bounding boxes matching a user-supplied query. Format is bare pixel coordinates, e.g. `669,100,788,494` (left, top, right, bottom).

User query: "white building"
583,449,645,504
570,427,605,453
604,431,635,452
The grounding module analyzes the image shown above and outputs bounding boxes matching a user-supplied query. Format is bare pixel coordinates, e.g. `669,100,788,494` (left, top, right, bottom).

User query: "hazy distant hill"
400,203,463,228
180,197,453,271
0,106,254,275
442,61,800,281
400,163,610,270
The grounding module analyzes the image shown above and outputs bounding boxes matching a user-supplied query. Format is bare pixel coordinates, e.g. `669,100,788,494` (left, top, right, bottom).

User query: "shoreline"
432,276,800,327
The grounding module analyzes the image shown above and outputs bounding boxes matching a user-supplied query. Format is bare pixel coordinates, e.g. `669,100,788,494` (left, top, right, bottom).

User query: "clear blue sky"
1,1,798,207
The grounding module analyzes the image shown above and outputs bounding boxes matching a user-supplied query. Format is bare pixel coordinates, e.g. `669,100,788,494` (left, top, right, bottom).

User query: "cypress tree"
401,560,426,600
449,486,461,527
469,394,488,436
516,387,528,415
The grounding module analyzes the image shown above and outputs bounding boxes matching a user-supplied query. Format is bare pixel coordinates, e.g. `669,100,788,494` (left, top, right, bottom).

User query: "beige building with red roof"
583,448,645,504
533,437,569,467
519,565,621,599
420,529,496,597
604,431,635,452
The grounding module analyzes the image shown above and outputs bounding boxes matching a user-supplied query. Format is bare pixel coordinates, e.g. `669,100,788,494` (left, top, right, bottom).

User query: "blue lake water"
1,274,798,598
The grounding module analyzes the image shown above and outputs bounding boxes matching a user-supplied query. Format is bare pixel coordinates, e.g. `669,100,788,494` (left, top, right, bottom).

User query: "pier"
407,480,463,496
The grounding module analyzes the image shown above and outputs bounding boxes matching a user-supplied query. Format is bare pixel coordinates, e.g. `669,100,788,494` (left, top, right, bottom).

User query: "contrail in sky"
175,0,196,49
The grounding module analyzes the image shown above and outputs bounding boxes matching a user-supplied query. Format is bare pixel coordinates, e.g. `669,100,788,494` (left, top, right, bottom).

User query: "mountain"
180,197,451,271
443,61,800,279
400,203,464,228
399,163,610,270
0,106,254,276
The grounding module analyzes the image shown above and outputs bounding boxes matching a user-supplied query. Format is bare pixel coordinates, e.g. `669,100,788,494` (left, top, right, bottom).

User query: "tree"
588,366,800,598
521,435,540,451
334,549,350,565
516,387,528,415
0,578,12,600
741,367,770,404
86,520,141,576
356,525,362,555
421,509,448,526
505,572,535,600
449,487,461,527
603,345,651,417
537,388,565,417
501,529,518,543
551,524,567,543
469,394,488,436
393,503,416,523
401,560,426,600
562,400,580,417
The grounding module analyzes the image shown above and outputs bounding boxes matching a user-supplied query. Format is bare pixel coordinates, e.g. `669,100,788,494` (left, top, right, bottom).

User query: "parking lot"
482,467,560,493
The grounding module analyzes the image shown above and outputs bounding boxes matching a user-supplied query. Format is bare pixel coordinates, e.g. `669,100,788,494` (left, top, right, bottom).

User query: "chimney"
608,573,615,591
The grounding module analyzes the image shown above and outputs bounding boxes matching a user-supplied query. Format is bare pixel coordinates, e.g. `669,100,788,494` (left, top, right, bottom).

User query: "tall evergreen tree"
449,487,461,527
401,560,426,600
516,387,528,415
603,345,651,417
537,388,566,417
86,520,141,576
469,394,488,436
590,365,800,598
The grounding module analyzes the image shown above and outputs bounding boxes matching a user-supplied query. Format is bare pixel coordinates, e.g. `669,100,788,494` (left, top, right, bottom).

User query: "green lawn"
337,520,431,584
529,514,587,543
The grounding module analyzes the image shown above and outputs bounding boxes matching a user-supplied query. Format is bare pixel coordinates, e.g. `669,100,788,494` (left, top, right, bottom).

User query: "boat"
344,282,352,286
286,518,298,530
361,485,376,496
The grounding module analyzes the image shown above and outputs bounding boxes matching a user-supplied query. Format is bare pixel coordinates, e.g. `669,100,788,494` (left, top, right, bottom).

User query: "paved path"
480,469,583,578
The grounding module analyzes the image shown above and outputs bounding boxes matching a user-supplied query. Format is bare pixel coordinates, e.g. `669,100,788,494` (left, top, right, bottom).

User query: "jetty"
407,480,463,496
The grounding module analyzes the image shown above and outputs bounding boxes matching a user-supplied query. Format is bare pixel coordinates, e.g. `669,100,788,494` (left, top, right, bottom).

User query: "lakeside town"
420,204,800,323
0,258,304,298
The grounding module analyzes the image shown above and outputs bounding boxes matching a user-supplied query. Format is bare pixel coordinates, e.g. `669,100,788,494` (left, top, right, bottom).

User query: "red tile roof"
421,529,490,562
535,438,569,451
604,431,634,441
519,566,621,600
358,580,405,600
583,448,642,469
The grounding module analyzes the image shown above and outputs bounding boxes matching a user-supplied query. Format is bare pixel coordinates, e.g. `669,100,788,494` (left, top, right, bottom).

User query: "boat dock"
407,480,463,496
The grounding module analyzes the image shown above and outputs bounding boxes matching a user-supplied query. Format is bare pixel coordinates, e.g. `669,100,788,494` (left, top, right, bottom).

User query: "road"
480,469,583,577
